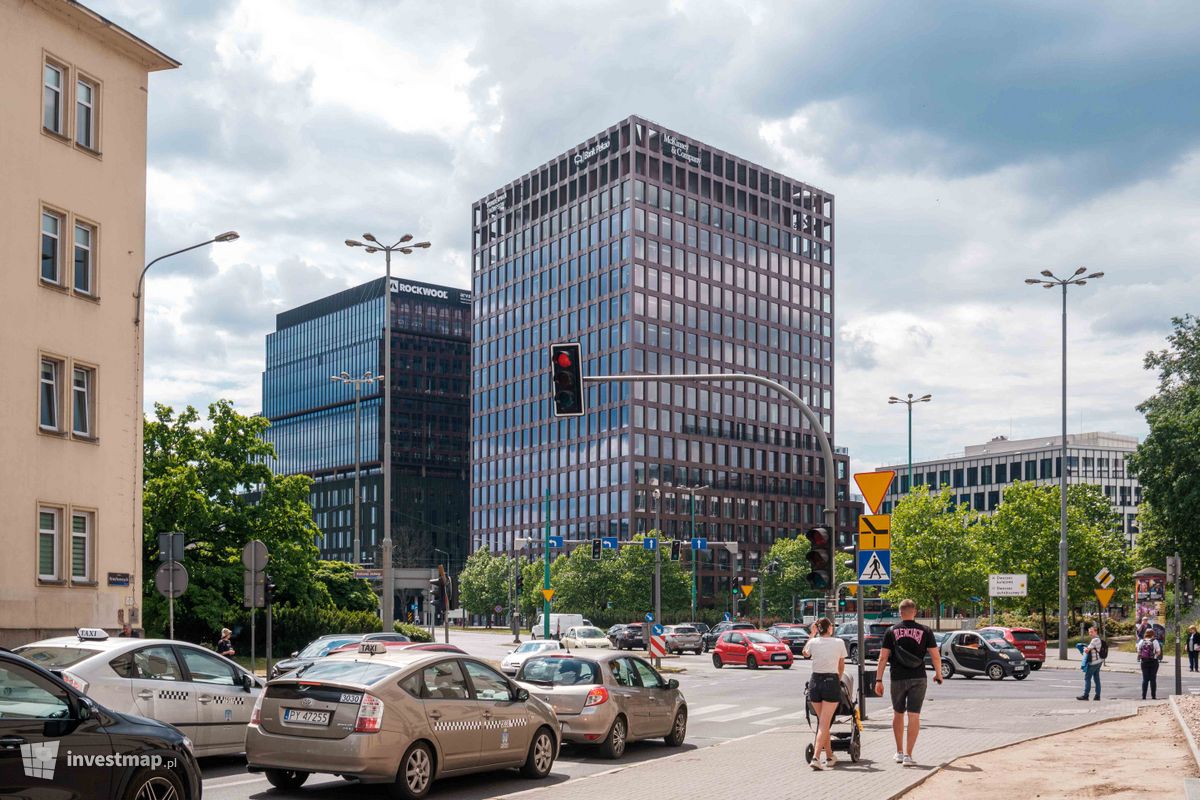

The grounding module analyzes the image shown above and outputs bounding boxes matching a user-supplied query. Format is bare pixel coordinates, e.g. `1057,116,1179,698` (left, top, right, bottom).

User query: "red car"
711,629,793,669
980,626,1045,669
326,641,466,656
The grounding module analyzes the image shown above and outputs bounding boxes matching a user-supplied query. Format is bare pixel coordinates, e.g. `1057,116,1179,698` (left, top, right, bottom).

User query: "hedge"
394,622,433,642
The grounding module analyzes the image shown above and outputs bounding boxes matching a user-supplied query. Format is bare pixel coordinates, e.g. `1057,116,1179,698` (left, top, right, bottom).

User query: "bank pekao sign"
572,139,611,167
662,133,701,167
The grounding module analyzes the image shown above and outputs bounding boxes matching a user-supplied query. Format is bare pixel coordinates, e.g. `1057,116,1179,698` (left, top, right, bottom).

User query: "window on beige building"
41,209,64,284
71,365,95,438
38,507,61,581
76,77,97,149
71,511,93,581
43,61,64,134
73,222,95,294
39,357,63,431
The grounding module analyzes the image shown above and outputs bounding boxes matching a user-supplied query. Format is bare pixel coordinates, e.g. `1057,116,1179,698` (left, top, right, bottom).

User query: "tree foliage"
312,561,377,612
1128,315,1200,577
142,401,325,642
457,549,514,622
745,535,812,618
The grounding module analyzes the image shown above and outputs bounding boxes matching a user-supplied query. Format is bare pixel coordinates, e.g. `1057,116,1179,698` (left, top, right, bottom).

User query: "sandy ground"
902,705,1197,799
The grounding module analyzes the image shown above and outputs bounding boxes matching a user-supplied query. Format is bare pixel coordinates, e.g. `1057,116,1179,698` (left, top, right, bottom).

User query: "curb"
1169,696,1200,770
887,706,1143,800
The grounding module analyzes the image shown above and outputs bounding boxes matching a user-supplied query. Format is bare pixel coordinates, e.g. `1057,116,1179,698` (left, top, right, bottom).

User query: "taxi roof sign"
359,641,388,655
77,627,109,641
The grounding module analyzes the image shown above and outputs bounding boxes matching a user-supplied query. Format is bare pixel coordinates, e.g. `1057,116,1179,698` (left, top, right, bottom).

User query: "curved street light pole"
1025,267,1104,660
346,234,431,631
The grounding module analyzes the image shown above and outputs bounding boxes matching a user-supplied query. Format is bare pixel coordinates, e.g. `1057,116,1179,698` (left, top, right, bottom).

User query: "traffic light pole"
543,489,551,641
584,372,839,623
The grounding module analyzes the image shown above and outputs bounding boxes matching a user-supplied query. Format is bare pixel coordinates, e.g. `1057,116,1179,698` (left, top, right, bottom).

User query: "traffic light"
515,571,524,594
264,574,276,607
550,343,585,417
805,525,833,590
670,540,682,561
592,539,602,560
428,578,441,606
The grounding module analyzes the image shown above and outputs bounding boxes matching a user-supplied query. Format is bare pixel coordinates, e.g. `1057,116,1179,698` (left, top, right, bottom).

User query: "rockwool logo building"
21,741,59,780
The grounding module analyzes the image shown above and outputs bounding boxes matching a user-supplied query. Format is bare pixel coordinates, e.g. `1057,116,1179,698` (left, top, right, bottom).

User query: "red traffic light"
555,352,573,369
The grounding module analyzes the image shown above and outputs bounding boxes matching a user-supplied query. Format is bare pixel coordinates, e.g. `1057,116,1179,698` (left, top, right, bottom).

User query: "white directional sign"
988,573,1028,597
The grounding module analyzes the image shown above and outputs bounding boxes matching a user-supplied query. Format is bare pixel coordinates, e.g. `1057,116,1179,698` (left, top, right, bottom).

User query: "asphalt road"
200,629,1200,800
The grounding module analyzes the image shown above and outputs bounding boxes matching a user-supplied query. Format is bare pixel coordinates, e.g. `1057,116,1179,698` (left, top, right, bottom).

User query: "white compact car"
15,628,262,756
559,626,611,649
500,640,564,675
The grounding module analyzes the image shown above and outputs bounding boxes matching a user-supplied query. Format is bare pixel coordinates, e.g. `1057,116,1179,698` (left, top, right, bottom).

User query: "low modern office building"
877,431,1143,546
470,116,855,608
0,0,177,645
261,277,471,615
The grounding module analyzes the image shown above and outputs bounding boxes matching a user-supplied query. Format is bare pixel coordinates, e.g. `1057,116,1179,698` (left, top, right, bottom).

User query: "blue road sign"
969,595,983,604
643,537,658,551
652,623,664,636
548,535,564,548
645,612,654,622
723,611,732,622
857,549,892,586
601,536,619,549
690,537,709,551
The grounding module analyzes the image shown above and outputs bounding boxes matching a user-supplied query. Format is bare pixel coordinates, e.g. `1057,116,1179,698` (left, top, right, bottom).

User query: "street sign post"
643,537,658,551
740,584,754,598
548,535,564,549
242,540,270,674
651,623,664,636
158,531,185,563
601,536,619,550
988,573,1028,597
154,561,187,640
690,537,708,551
1095,567,1114,589
852,471,895,725
649,635,667,659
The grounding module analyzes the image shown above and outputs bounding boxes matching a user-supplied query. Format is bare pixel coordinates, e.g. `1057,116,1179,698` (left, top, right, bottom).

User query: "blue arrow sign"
644,612,654,622
652,623,664,636
643,537,658,551
601,537,619,550
548,535,564,548
857,549,892,586
723,611,732,622
690,537,708,551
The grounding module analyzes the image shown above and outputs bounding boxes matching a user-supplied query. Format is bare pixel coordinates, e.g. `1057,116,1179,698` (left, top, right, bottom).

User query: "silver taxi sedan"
246,643,560,799
515,652,686,759
14,628,261,757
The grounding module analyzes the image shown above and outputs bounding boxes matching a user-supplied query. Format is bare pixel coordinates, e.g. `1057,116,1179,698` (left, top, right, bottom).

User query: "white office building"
877,432,1142,547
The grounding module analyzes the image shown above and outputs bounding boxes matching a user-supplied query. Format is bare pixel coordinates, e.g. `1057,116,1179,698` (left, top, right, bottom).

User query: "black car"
0,649,201,799
702,621,756,652
615,623,646,650
767,625,811,656
606,624,627,646
940,630,1030,680
269,632,409,679
834,621,894,663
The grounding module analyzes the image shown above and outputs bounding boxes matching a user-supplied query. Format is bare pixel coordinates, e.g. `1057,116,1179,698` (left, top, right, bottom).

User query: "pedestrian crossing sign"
858,550,891,586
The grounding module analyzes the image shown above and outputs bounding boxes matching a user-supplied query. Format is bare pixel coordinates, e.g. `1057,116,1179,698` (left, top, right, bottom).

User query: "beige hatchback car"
246,643,560,798
516,652,687,759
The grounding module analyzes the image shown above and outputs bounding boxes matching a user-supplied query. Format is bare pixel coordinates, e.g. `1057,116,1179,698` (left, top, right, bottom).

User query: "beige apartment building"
0,0,177,646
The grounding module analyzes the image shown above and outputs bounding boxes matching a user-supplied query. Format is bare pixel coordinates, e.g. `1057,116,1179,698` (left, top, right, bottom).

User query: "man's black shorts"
810,673,842,703
891,677,928,713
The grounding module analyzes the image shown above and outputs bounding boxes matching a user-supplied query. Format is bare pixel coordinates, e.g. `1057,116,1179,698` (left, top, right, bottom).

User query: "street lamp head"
399,248,413,255
887,397,901,404
214,231,239,243
362,233,378,243
339,371,350,380
414,241,432,249
345,239,364,248
1024,278,1042,285
1043,283,1054,289
1087,271,1105,279
1074,280,1088,286
1040,270,1054,278
1073,266,1087,276
399,234,413,243
329,374,340,382
365,246,379,253
919,394,932,402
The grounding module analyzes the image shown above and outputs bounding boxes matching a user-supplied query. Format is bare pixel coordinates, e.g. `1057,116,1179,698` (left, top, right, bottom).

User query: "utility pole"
681,484,708,620
543,489,551,640
1175,552,1183,697
654,489,662,665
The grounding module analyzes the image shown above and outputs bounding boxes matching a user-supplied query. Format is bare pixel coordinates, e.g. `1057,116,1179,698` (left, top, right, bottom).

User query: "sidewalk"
498,699,1143,800
1039,647,1190,674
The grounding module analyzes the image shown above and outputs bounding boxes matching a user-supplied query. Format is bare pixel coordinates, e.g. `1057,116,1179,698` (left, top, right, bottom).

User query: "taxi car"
15,627,262,756
0,646,201,800
515,652,686,759
246,642,560,798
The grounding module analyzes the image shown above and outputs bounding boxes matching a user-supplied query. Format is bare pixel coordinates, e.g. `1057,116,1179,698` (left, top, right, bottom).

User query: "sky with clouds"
98,0,1200,476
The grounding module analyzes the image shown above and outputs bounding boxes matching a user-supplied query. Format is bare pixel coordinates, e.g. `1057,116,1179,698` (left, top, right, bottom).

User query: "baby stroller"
803,671,862,763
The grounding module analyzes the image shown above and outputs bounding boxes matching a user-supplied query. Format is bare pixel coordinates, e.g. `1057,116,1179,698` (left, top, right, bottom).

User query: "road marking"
688,703,738,716
705,705,780,722
751,710,807,725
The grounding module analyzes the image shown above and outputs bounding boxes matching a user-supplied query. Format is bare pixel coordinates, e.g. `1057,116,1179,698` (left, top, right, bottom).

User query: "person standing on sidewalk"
1076,625,1103,701
1138,626,1163,699
875,599,943,768
803,618,848,771
1187,625,1200,673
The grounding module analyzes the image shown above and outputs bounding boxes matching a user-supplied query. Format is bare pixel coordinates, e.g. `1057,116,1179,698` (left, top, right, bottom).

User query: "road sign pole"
168,563,175,640
654,495,662,663
856,535,867,720
690,492,697,620
544,489,551,640
1176,552,1183,697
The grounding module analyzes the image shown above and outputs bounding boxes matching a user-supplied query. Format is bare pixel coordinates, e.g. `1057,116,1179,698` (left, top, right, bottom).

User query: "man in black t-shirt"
875,599,942,768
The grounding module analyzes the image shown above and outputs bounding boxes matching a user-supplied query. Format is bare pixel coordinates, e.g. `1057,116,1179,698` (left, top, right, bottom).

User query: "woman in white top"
802,618,847,770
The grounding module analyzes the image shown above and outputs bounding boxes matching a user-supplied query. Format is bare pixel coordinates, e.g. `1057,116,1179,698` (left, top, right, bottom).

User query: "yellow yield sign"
854,470,896,515
541,588,556,602
1094,588,1115,609
740,584,754,598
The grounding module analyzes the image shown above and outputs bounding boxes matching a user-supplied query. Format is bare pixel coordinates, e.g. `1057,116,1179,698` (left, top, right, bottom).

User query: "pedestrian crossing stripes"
687,704,737,717
705,705,780,722
687,703,812,727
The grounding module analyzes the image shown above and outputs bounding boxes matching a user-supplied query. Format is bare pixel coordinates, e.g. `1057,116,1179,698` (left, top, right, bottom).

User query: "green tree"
608,533,691,616
746,535,812,619
552,544,619,619
457,550,514,625
311,561,377,612
1128,315,1200,576
885,486,988,628
1133,502,1173,572
986,482,1131,634
142,401,324,642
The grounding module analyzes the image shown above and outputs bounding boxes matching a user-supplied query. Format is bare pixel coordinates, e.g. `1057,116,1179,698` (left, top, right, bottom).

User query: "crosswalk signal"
805,526,833,590
550,343,585,417
592,539,602,560
428,578,441,605
670,540,682,561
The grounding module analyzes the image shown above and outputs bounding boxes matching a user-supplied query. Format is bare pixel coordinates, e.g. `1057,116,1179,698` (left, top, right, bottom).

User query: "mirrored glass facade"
471,116,854,608
263,277,472,575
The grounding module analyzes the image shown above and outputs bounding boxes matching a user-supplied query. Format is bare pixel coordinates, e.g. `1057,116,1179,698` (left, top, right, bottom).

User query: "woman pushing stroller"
803,617,848,770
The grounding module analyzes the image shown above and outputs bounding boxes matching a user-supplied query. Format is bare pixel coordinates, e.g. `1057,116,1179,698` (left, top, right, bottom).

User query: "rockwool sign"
389,280,448,299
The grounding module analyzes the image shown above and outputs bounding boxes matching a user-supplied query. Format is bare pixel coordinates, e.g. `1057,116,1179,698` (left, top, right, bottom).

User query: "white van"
531,613,590,640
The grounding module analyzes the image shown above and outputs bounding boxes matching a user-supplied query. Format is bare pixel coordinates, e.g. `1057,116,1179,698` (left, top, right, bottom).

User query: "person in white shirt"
802,618,847,770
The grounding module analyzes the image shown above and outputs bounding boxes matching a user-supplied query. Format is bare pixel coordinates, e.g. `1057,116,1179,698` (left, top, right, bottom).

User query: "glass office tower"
262,276,472,596
470,116,853,608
